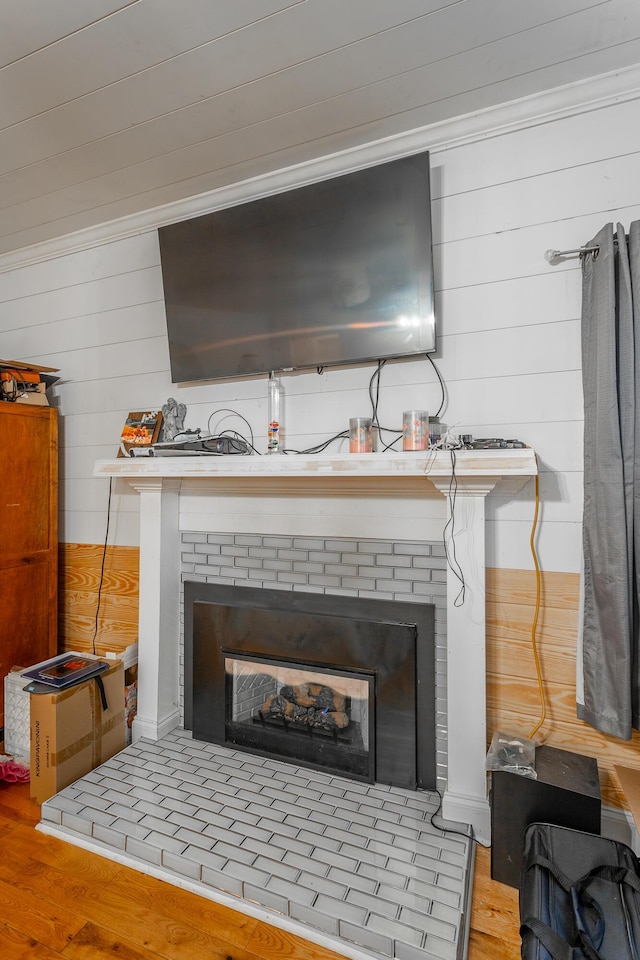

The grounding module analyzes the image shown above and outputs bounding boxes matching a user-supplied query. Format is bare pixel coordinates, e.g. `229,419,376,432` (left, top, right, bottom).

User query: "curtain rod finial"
545,249,562,264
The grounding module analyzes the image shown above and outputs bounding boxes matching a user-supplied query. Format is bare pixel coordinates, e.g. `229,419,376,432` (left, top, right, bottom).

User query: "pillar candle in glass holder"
349,417,373,453
402,410,429,450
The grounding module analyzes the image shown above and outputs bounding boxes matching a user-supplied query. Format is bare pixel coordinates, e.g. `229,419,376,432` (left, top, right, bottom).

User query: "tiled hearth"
39,730,474,960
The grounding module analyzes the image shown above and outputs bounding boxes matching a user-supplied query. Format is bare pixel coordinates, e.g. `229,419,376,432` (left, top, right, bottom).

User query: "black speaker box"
490,744,601,888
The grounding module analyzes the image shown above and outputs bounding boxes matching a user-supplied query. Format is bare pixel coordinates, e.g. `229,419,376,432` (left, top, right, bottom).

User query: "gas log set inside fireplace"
185,582,436,792
258,682,350,731
225,654,374,779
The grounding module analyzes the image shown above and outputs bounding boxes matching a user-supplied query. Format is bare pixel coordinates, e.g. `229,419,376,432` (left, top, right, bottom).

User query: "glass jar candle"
402,410,429,450
349,417,373,453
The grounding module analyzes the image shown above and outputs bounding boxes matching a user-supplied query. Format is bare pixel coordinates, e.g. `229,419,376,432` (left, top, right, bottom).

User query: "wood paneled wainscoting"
486,567,640,813
58,545,639,816
58,543,139,656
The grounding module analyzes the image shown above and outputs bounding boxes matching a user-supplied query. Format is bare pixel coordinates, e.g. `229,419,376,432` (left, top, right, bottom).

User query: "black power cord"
427,354,446,419
282,429,350,455
92,476,113,653
204,353,447,456
207,408,257,452
443,449,466,607
368,354,447,451
428,787,481,845
368,360,403,451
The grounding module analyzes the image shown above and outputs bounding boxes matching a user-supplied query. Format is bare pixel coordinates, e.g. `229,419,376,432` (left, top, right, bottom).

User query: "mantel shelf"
94,448,537,492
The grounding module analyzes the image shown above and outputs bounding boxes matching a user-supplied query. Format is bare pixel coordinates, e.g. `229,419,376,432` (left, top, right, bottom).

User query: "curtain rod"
545,237,624,264
544,245,600,264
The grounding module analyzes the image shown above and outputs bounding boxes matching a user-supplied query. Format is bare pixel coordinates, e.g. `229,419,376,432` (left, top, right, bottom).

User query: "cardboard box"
0,358,60,407
2,380,48,404
29,658,125,804
17,382,47,403
93,643,138,745
14,384,49,406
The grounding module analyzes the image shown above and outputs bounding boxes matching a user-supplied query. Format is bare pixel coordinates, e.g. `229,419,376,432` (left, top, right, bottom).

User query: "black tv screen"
159,151,436,383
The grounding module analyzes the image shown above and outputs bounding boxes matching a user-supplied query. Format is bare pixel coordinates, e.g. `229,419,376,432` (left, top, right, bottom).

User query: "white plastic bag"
486,731,537,779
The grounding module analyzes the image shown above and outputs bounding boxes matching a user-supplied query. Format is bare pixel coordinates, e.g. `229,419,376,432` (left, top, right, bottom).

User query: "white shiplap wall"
1,90,636,573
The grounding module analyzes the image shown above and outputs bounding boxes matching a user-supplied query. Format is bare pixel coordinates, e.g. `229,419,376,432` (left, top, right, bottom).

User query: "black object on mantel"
490,744,601,888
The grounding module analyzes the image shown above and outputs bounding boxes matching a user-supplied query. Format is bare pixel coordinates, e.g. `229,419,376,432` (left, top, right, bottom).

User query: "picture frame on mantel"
118,410,163,457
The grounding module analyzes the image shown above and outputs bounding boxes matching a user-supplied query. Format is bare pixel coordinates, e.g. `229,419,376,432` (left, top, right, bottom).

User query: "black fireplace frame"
184,582,436,791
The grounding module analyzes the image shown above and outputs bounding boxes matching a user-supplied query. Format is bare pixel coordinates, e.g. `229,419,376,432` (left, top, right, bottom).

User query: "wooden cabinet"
0,403,58,726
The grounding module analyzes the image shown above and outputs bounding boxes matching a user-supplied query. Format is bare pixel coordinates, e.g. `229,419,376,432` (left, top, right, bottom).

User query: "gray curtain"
578,221,640,739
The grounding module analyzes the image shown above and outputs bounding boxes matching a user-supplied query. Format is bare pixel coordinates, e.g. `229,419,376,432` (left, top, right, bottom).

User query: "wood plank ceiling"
1,0,640,258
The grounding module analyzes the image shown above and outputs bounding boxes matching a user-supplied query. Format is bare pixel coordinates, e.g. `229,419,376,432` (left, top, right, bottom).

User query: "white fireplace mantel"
96,447,536,481
95,448,538,843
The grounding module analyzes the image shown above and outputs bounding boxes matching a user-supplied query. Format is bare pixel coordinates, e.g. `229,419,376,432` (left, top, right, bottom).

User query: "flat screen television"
159,151,436,383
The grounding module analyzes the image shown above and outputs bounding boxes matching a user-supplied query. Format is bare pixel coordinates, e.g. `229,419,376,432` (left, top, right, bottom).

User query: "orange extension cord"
527,466,545,740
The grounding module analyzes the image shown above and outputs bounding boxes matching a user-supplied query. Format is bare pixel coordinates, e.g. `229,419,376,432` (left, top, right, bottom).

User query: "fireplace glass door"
225,653,375,781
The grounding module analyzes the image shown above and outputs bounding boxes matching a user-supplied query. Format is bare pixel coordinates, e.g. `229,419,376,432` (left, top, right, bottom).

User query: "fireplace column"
129,478,182,740
430,477,501,846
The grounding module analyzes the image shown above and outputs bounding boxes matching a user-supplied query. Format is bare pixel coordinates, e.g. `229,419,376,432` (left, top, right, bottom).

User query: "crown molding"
1,63,640,276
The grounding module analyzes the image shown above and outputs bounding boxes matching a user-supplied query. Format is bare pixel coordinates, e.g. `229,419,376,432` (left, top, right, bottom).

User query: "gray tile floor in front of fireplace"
39,731,474,960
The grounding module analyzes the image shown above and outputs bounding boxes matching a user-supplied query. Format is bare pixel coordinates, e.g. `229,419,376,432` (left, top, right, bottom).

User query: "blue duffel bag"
520,822,640,960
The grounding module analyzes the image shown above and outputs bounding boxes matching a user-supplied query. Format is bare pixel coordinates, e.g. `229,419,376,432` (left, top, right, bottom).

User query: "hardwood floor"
0,782,520,960
467,844,520,960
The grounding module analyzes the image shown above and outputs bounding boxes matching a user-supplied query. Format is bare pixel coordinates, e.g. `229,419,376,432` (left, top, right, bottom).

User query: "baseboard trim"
442,791,637,854
443,791,491,846
132,710,180,742
601,804,639,853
